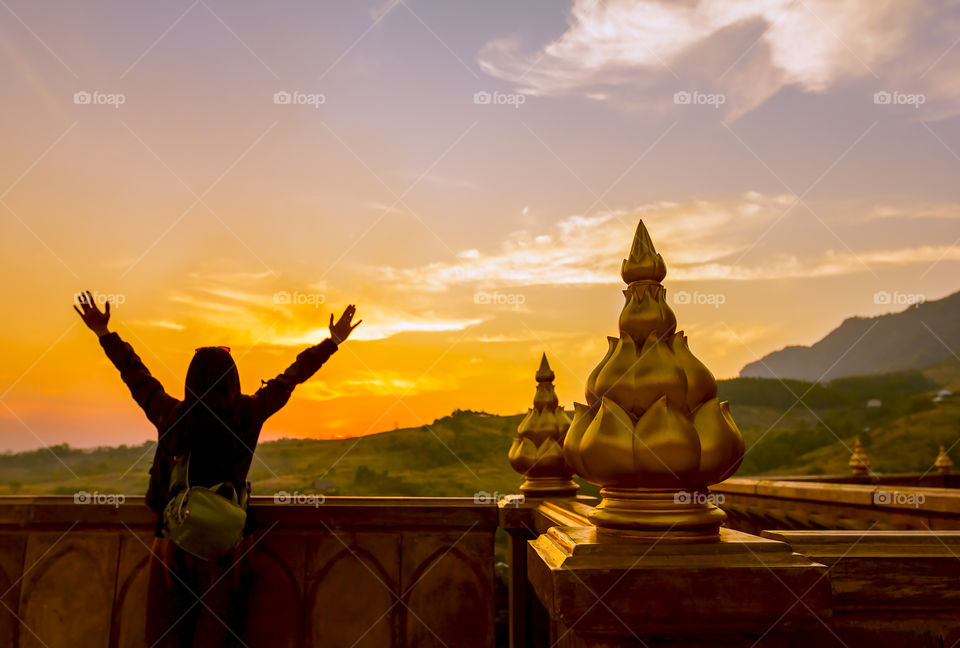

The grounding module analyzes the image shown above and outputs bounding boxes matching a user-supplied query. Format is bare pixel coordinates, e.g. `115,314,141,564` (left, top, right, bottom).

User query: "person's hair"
177,347,242,461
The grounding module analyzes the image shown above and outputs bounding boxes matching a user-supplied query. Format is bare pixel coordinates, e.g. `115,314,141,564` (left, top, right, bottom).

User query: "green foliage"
719,378,843,409
731,365,958,476
718,369,934,411
828,370,935,401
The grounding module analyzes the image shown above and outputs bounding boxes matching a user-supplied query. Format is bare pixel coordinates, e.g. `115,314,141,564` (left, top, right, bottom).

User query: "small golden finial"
535,352,555,382
508,354,579,497
849,437,870,475
936,445,954,474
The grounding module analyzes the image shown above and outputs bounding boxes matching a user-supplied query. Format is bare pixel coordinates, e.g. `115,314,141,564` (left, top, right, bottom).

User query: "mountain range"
739,290,960,381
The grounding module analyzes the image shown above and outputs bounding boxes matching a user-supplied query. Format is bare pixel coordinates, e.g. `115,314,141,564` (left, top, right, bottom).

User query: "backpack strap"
208,481,241,506
238,482,250,510
169,451,191,494
168,452,249,509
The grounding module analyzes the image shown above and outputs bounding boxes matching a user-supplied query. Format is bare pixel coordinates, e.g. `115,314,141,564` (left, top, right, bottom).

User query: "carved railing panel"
0,533,26,648
402,530,494,647
245,532,306,647
112,531,153,648
309,532,399,647
19,532,119,648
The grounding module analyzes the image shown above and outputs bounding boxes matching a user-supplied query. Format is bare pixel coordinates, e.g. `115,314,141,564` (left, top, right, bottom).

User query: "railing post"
500,499,550,648
523,220,830,645
562,219,744,539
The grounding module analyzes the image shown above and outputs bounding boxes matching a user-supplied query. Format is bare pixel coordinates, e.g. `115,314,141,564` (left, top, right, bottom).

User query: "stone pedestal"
527,526,831,647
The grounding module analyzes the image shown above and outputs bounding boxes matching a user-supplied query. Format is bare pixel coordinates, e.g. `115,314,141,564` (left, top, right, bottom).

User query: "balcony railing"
3,479,960,647
0,496,498,648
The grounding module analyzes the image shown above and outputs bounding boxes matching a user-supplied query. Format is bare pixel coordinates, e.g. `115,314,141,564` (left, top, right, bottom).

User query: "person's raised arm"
74,290,178,427
251,304,361,422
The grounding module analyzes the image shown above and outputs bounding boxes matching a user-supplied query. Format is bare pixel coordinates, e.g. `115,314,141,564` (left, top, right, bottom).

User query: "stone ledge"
0,495,499,530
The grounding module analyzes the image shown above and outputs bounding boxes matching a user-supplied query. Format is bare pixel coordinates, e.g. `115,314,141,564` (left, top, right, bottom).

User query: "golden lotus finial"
508,354,579,497
936,445,953,475
564,219,744,540
621,220,667,283
849,437,870,475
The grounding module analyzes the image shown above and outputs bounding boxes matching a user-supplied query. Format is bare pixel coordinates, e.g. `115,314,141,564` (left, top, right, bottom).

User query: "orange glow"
1,1,958,450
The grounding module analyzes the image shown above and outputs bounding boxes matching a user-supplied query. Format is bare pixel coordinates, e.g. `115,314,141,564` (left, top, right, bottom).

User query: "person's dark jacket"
98,332,338,534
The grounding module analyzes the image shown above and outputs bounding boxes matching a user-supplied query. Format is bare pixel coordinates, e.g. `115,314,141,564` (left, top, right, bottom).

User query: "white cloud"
686,245,960,280
479,0,960,119
370,193,960,290
271,315,483,345
399,171,479,190
297,373,452,401
151,195,960,350
865,202,960,220
371,193,778,289
137,320,185,331
165,269,482,345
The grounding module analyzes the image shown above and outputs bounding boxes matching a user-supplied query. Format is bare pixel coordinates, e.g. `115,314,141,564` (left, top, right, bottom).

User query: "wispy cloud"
271,315,483,345
164,270,485,346
369,193,960,290
397,171,479,191
135,320,185,331
297,373,452,401
687,245,960,280
865,202,960,221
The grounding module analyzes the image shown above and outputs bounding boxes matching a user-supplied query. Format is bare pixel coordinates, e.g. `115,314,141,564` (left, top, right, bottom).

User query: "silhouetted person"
74,290,361,647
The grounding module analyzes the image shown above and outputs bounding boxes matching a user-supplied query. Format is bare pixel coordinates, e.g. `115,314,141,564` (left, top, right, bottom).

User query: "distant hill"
1,359,959,495
740,290,960,381
0,409,601,501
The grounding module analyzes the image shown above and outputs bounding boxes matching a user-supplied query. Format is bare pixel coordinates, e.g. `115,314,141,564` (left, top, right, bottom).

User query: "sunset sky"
1,0,959,451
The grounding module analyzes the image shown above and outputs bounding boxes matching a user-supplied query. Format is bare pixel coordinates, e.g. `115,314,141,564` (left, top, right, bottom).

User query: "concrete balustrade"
0,496,497,648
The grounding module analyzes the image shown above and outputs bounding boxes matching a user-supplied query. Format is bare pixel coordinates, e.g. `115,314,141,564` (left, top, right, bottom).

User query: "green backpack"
161,452,249,561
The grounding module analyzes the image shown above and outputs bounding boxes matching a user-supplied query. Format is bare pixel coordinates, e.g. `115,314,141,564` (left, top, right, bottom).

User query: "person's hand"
73,290,111,337
329,304,361,344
